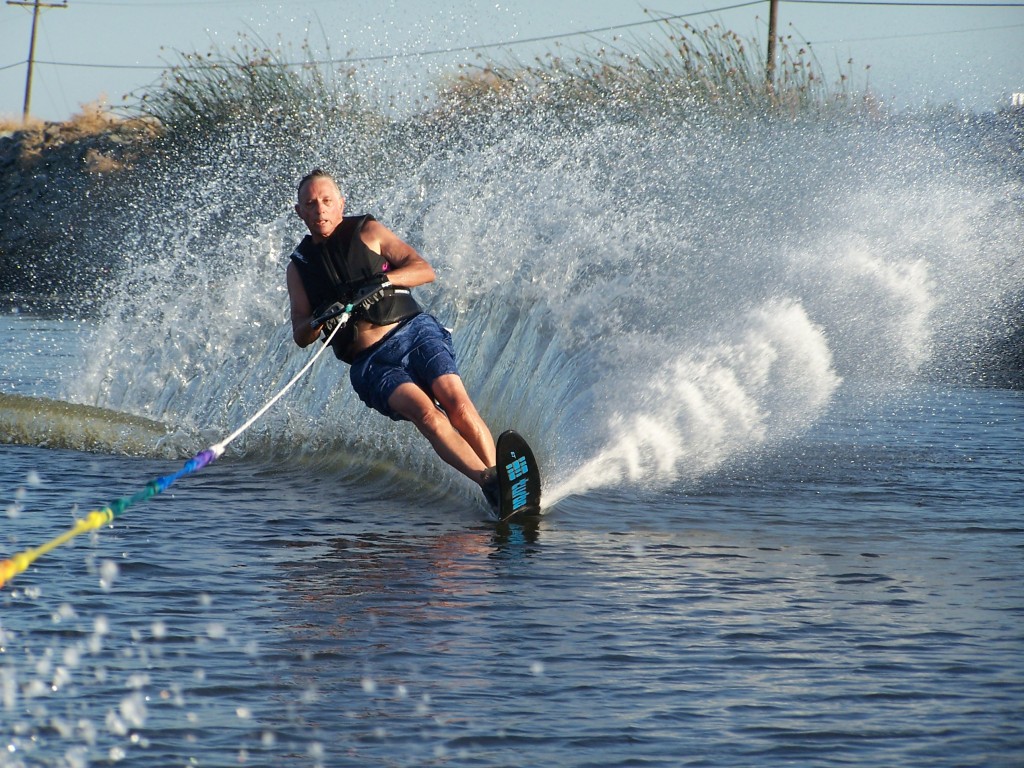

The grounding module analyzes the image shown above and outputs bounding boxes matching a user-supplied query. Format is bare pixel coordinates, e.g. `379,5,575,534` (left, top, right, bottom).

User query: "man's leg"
387,381,491,485
430,373,496,469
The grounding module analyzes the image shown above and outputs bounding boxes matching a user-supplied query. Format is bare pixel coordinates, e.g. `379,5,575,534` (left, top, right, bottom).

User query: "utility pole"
766,0,779,90
6,0,68,122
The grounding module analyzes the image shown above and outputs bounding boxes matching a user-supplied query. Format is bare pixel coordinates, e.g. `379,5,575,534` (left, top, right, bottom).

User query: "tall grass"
134,33,384,142
436,17,869,119
131,17,869,140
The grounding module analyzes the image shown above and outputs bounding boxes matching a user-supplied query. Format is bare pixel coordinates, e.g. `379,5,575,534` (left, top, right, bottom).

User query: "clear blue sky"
1,0,1022,121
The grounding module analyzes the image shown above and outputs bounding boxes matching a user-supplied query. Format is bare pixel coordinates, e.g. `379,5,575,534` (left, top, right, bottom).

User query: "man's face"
296,176,345,242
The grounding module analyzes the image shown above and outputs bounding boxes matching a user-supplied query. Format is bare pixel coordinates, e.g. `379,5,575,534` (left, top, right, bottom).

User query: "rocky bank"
0,115,159,313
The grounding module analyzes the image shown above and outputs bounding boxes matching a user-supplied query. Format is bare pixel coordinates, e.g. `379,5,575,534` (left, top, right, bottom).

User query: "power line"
810,21,1024,44
2,1,765,73
15,59,168,71
3,0,1021,77
785,0,1024,5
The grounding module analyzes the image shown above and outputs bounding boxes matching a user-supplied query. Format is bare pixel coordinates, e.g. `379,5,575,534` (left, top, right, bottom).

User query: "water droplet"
119,692,148,728
63,746,87,768
51,717,73,738
52,666,72,690
126,673,150,690
35,653,53,677
63,646,81,668
105,709,128,736
1,668,17,710
77,717,97,746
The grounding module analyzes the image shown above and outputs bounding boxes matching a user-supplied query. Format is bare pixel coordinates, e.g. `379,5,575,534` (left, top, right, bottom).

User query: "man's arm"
286,262,322,348
361,220,436,288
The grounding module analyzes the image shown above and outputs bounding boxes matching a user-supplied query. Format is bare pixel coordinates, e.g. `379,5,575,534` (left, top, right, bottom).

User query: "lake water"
1,311,1022,767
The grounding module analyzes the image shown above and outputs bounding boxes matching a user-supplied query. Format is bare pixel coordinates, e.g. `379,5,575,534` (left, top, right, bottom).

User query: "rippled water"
2,316,1022,767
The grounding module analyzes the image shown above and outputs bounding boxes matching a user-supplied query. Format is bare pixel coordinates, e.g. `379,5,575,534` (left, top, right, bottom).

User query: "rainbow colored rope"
0,308,350,589
0,449,220,587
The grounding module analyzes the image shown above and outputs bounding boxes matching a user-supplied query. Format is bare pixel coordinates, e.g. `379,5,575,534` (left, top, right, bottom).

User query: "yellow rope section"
0,508,114,588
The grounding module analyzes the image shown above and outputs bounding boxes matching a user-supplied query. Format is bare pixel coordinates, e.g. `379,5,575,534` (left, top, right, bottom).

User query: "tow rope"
1,305,353,589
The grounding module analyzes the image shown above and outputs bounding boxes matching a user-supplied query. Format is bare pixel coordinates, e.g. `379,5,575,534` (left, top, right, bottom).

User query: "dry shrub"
64,99,160,142
84,147,125,174
63,99,120,139
13,123,46,166
0,115,44,133
437,68,526,114
3,100,160,170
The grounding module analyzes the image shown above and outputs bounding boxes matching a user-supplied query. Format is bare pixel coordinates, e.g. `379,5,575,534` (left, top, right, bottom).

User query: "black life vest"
290,214,422,361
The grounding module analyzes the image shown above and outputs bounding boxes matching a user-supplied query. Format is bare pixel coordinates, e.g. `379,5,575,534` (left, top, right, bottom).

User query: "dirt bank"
0,109,159,312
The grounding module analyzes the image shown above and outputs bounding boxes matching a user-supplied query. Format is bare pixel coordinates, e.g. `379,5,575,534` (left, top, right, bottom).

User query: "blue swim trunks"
349,313,460,421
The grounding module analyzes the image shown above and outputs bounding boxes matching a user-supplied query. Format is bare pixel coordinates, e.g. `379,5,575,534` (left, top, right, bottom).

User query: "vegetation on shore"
438,20,868,119
0,101,157,168
123,18,867,133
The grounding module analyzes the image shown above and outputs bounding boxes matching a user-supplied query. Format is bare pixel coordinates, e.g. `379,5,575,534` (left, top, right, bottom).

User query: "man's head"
296,169,345,242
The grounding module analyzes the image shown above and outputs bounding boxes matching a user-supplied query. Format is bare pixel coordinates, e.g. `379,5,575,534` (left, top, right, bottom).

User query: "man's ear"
294,203,301,218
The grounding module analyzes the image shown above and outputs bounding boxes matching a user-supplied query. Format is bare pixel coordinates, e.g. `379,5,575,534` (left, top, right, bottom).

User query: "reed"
133,34,382,140
130,17,869,139
436,17,867,119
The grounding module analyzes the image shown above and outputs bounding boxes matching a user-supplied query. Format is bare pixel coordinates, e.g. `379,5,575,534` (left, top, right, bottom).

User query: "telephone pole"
6,0,68,122
766,0,779,90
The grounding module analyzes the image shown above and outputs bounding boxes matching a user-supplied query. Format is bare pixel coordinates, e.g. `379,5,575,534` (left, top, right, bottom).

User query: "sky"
1,0,1022,122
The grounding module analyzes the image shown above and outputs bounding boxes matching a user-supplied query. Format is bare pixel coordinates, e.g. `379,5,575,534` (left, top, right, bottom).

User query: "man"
286,169,499,508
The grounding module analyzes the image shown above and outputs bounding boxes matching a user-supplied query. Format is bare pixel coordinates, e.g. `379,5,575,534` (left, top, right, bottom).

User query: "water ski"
495,430,542,522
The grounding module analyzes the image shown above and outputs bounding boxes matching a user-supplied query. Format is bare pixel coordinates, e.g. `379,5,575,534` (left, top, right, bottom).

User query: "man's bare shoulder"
359,217,392,241
360,217,410,258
